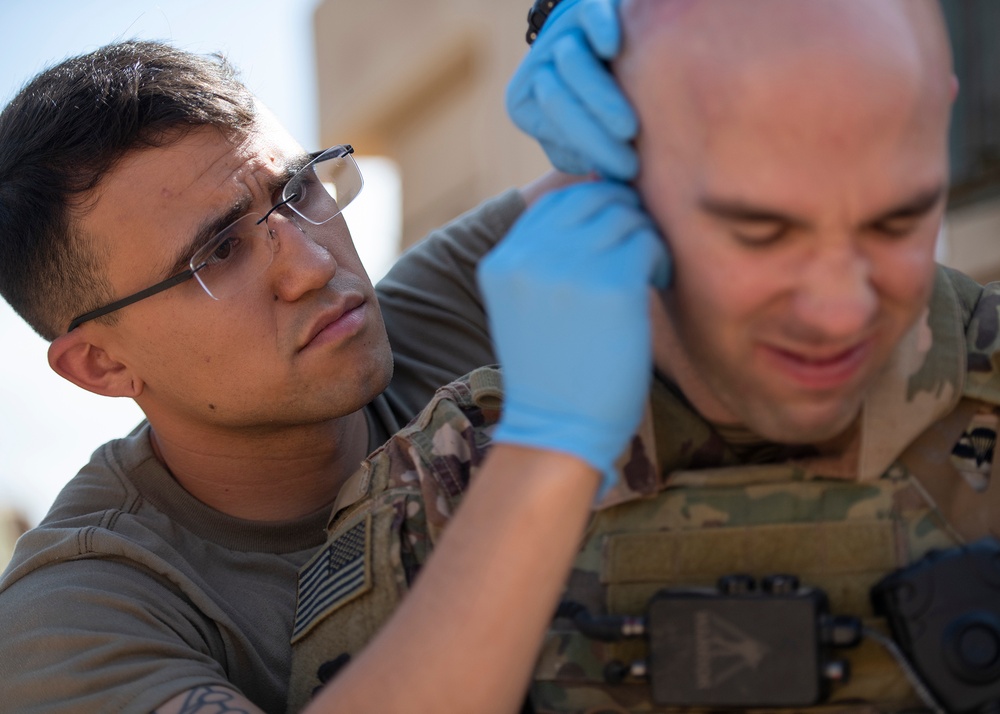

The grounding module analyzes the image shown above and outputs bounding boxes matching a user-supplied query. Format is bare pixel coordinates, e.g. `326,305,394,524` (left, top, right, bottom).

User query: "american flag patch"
291,516,372,642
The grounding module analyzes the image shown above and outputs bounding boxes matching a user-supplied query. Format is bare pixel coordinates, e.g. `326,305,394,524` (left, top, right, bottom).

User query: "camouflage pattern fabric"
286,367,503,714
288,265,1000,713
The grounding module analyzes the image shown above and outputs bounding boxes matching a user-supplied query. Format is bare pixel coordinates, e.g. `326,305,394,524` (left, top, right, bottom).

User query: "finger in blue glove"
506,0,639,180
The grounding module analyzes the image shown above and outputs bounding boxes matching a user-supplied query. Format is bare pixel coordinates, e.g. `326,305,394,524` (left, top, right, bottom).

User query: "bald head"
618,0,954,170
618,0,953,96
616,1,955,181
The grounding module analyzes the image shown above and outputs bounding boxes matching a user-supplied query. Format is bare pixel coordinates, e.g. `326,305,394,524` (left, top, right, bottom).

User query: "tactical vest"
287,270,1000,714
532,466,962,713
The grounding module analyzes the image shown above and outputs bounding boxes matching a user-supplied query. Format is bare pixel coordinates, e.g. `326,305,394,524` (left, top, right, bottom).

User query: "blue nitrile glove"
477,181,670,495
506,0,638,181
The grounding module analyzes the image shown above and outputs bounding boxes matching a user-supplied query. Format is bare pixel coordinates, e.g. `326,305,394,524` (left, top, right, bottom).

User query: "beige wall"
942,200,1000,284
314,0,549,250
313,0,1000,279
0,507,29,570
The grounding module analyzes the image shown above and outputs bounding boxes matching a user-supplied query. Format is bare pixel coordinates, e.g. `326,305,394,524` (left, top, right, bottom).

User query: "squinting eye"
875,218,918,238
205,236,241,265
284,178,303,204
285,170,316,204
288,175,316,205
732,223,787,246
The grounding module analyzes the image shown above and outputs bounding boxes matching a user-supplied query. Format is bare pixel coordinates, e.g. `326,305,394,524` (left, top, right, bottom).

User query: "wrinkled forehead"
74,108,306,277
79,99,304,218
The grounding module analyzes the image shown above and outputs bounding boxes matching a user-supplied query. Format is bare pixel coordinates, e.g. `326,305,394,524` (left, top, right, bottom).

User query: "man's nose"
265,211,338,301
791,238,877,340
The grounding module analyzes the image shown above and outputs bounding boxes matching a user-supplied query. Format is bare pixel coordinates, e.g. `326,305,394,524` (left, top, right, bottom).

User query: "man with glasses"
0,36,623,713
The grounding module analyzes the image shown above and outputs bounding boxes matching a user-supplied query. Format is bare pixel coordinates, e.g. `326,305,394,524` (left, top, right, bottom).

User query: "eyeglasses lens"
283,150,363,226
190,147,363,301
190,213,275,300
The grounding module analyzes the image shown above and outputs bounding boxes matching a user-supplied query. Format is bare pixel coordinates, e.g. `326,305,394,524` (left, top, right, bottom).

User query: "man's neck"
710,415,859,461
649,290,860,460
146,409,370,522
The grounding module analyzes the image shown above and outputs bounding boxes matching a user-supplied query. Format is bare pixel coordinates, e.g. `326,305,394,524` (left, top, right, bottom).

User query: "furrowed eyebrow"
699,196,808,228
288,150,321,174
699,183,947,231
164,194,254,276
161,152,319,276
868,185,946,225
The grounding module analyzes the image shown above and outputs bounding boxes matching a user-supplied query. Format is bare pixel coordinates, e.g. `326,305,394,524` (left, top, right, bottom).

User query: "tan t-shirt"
0,189,525,714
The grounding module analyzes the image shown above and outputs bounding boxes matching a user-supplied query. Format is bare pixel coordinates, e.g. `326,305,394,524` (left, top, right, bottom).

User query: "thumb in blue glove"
477,181,670,496
507,0,639,181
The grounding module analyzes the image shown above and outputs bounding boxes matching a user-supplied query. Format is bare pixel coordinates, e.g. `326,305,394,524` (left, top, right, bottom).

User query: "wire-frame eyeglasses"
66,144,363,332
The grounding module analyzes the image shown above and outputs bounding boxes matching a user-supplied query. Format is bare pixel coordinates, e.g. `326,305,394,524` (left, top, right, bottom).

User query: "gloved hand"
477,181,670,494
506,0,638,181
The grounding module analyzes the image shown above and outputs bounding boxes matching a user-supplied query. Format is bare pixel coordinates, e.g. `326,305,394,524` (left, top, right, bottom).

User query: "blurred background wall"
313,0,550,249
938,0,1000,282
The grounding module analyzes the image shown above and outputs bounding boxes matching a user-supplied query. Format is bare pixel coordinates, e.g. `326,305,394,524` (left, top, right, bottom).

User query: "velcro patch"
292,515,372,643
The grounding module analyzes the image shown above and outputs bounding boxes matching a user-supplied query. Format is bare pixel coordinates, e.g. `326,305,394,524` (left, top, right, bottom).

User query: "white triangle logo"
694,609,771,689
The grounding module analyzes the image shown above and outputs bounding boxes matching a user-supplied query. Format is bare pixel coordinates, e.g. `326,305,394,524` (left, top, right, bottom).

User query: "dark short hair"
0,40,258,340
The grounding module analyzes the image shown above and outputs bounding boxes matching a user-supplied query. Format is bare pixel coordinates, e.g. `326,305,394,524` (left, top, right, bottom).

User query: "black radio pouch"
566,541,1000,710
871,537,1000,714
645,575,859,708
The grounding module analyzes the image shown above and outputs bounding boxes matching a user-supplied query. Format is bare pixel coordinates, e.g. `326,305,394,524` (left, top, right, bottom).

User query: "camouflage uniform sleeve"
372,366,502,586
286,367,503,713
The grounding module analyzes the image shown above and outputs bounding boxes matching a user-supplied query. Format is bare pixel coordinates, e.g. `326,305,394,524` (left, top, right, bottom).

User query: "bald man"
622,0,956,447
290,1,1000,712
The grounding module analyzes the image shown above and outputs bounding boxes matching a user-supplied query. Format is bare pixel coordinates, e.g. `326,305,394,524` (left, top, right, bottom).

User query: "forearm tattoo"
161,685,252,714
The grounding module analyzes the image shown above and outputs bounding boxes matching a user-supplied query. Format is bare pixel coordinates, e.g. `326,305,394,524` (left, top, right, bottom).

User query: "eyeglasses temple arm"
67,267,198,332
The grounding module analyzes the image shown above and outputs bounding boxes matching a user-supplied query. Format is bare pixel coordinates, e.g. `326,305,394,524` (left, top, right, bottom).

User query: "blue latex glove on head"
477,181,670,495
506,0,639,181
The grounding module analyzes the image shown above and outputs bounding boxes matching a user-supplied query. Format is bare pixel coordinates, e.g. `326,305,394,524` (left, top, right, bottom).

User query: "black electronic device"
871,537,1000,714
525,0,564,44
643,574,860,708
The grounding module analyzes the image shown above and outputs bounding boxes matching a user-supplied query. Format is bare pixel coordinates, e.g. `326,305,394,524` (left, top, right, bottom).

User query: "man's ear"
47,330,143,398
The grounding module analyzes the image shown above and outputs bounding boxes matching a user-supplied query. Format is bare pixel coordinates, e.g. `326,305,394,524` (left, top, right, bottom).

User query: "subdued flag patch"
292,515,372,643
951,410,998,492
